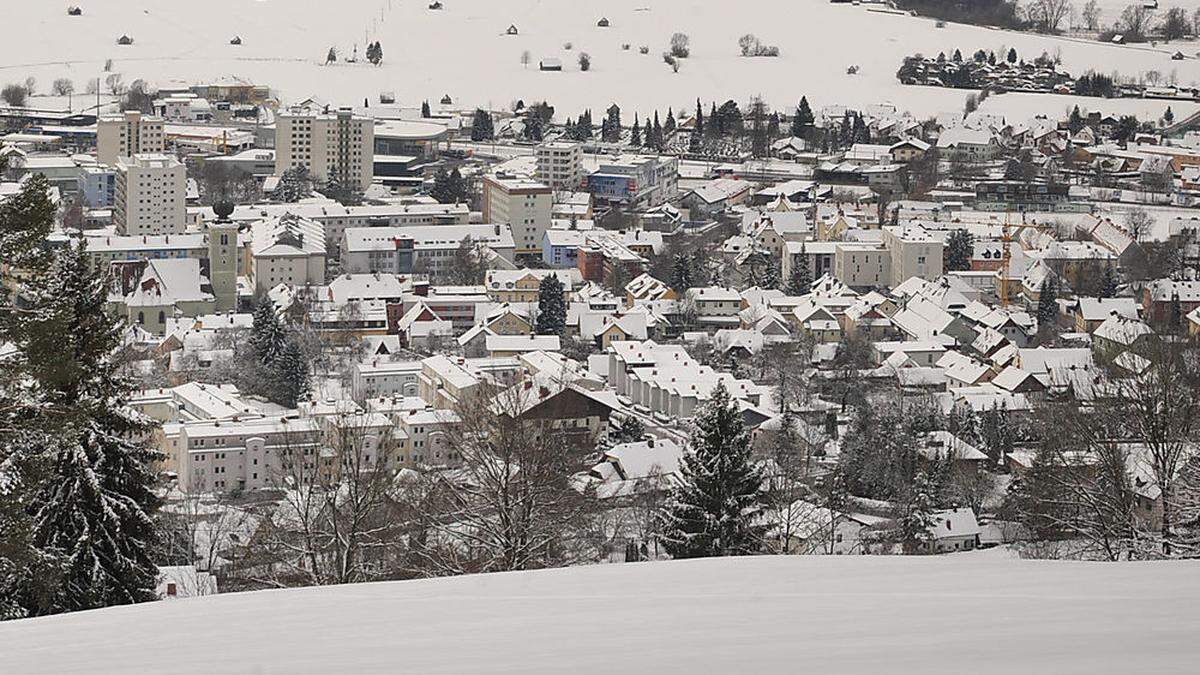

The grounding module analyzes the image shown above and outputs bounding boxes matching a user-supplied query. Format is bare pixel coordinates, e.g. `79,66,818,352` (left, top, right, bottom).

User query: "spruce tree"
421,100,432,118
251,298,287,365
604,104,622,143
694,99,704,137
664,108,676,135
630,113,641,146
651,112,663,151
670,252,694,293
535,274,566,335
659,382,767,558
276,337,311,407
13,239,161,614
1036,275,1059,335
787,243,812,296
1067,105,1083,134
901,472,937,554
643,119,653,150
944,229,974,271
1099,264,1118,298
470,108,494,141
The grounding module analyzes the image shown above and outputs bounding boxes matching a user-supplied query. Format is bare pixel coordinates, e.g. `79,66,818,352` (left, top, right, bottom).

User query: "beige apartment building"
481,173,553,255
114,154,187,235
275,107,375,192
883,225,944,287
96,111,165,166
535,141,583,190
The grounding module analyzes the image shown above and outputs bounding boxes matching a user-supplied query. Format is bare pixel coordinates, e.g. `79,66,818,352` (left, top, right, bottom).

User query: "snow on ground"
2,552,1199,674
3,1,1199,123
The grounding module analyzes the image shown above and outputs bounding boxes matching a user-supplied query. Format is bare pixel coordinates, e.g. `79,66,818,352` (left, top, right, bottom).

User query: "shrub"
578,52,591,71
669,32,690,58
1,83,28,107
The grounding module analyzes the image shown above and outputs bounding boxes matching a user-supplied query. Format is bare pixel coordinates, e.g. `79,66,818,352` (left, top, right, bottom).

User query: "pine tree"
901,472,937,554
643,119,653,150
535,274,567,335
421,100,432,118
0,173,55,274
1099,264,1118,298
694,99,704,137
630,113,641,146
276,337,311,407
670,252,694,293
707,102,719,137
604,104,622,143
470,108,494,141
13,239,161,614
791,96,814,138
1068,105,1084,134
787,243,812,296
1165,106,1175,125
659,382,767,558
664,108,676,135
608,414,646,446
250,298,287,365
1007,47,1018,63
651,112,663,151
944,229,974,271
523,113,544,141
1036,275,1059,335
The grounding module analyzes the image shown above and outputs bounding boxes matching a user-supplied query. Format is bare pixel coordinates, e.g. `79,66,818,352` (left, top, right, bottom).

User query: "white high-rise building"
481,173,552,256
96,111,165,166
274,107,375,192
114,154,186,236
535,141,583,190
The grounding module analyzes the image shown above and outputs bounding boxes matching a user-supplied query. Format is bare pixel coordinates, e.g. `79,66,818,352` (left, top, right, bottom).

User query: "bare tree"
1119,3,1153,39
1027,0,1074,33
1081,0,1102,30
50,78,74,96
403,380,600,575
241,414,405,587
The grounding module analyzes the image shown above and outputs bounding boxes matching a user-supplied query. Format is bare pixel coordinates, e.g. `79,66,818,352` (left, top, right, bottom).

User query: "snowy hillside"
3,552,1199,674
2,0,1198,121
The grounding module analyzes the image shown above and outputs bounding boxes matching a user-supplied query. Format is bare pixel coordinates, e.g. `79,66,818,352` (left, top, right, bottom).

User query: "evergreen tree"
694,99,704,137
276,337,310,407
1067,105,1084,134
952,48,963,62
421,100,432,118
1165,106,1175,125
1007,47,1018,63
901,472,937,554
643,119,653,149
944,229,974,271
250,298,287,365
630,113,642,146
762,259,781,290
523,113,544,141
786,243,812,296
767,112,780,140
1036,275,1059,335
431,167,467,204
1099,264,1118,299
10,239,161,614
651,111,663,150
670,252,694,293
1171,293,1184,332
707,102,719,137
535,274,567,335
664,108,676,135
609,415,646,446
603,104,622,143
791,96,814,138
470,108,494,141
659,382,767,558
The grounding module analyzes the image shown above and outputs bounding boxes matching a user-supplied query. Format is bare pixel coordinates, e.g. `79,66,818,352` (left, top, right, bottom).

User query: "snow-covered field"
2,552,1199,674
3,1,1199,123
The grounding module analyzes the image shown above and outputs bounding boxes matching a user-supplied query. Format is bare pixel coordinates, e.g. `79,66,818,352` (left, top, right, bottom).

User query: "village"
3,5,1200,658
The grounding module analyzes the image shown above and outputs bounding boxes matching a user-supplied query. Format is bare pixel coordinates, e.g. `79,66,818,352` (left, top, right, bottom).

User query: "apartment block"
535,141,583,190
275,107,375,192
96,111,165,166
114,154,187,235
481,173,552,256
